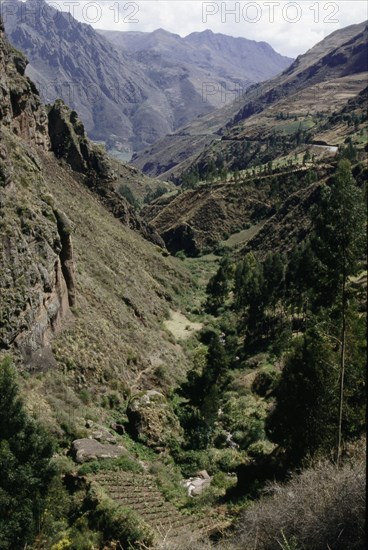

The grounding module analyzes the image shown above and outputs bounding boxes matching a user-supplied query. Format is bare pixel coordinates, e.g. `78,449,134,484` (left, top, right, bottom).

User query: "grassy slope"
13,148,196,438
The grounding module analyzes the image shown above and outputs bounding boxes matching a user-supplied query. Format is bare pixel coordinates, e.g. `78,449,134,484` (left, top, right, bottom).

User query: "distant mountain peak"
152,27,180,37
4,3,293,154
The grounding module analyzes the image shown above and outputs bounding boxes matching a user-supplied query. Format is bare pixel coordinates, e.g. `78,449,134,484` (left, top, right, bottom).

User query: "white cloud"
49,1,367,57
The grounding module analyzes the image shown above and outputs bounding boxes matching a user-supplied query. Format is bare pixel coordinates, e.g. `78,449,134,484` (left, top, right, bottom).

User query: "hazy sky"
49,1,367,57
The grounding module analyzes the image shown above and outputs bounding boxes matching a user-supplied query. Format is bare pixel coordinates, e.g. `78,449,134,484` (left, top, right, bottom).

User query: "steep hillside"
0,12,366,550
4,0,291,157
139,25,368,256
142,165,335,256
3,0,160,153
0,15,194,437
133,21,367,179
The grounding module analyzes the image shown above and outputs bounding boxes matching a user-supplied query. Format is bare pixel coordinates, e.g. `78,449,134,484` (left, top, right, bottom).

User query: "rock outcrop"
183,470,212,497
48,100,164,247
0,17,49,149
0,14,167,363
127,390,183,451
71,438,128,464
0,18,75,361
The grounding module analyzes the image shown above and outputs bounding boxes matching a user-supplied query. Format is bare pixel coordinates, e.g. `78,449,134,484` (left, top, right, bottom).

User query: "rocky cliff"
0,17,75,361
47,100,164,247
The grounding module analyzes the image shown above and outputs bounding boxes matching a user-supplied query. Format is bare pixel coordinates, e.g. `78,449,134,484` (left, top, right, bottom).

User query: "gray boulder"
71,438,127,464
183,470,212,497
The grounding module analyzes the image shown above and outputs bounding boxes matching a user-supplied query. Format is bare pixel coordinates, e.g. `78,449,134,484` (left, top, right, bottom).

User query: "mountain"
3,0,292,156
3,0,161,153
133,21,368,179
100,28,292,111
138,23,368,256
1,11,366,549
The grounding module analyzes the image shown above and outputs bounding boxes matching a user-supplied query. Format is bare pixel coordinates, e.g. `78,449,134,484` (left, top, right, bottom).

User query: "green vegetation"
118,183,140,209
90,489,155,549
143,184,169,204
2,18,367,547
201,159,366,471
0,358,55,549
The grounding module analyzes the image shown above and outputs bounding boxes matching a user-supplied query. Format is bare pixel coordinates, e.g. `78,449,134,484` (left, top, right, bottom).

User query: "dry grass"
233,458,366,550
164,310,203,341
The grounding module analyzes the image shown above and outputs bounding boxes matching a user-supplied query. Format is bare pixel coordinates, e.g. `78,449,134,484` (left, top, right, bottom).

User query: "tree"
234,254,267,342
0,358,55,549
178,334,229,449
205,256,232,314
266,327,338,466
263,253,285,310
310,160,365,464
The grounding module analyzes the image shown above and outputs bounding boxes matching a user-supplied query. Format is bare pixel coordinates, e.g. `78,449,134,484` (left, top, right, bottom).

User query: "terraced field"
91,471,223,544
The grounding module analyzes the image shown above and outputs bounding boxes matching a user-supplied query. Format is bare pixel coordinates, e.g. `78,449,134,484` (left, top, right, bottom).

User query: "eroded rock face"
0,17,49,149
0,18,75,362
0,140,76,359
48,100,165,248
127,390,183,451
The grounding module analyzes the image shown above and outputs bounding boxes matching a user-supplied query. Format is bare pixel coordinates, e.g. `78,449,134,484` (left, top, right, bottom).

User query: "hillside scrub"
162,458,365,550
233,458,366,550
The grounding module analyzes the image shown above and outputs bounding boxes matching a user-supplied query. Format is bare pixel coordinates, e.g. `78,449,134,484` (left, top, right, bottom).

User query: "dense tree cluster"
0,359,55,549
202,160,366,466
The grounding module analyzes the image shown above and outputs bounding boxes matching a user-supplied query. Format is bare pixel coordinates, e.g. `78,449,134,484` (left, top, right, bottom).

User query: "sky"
47,1,367,57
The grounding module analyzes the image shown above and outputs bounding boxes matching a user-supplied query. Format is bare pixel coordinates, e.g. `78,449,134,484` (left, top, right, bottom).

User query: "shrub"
143,185,168,204
149,461,188,508
252,369,280,397
175,250,187,261
222,393,268,450
233,459,366,550
118,184,139,209
78,455,143,476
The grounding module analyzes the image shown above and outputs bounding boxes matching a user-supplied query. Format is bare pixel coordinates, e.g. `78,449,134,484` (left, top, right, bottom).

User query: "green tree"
310,160,365,463
311,160,365,309
266,327,338,465
0,358,55,549
205,256,232,314
234,254,266,340
118,184,139,209
263,252,285,310
178,334,229,449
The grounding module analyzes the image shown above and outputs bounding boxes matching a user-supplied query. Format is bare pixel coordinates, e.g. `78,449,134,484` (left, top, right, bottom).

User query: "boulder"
84,421,117,444
183,470,212,497
71,438,127,464
127,390,183,451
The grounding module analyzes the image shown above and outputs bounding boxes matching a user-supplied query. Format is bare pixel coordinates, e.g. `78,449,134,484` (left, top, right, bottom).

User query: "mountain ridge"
132,20,368,179
2,0,292,156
